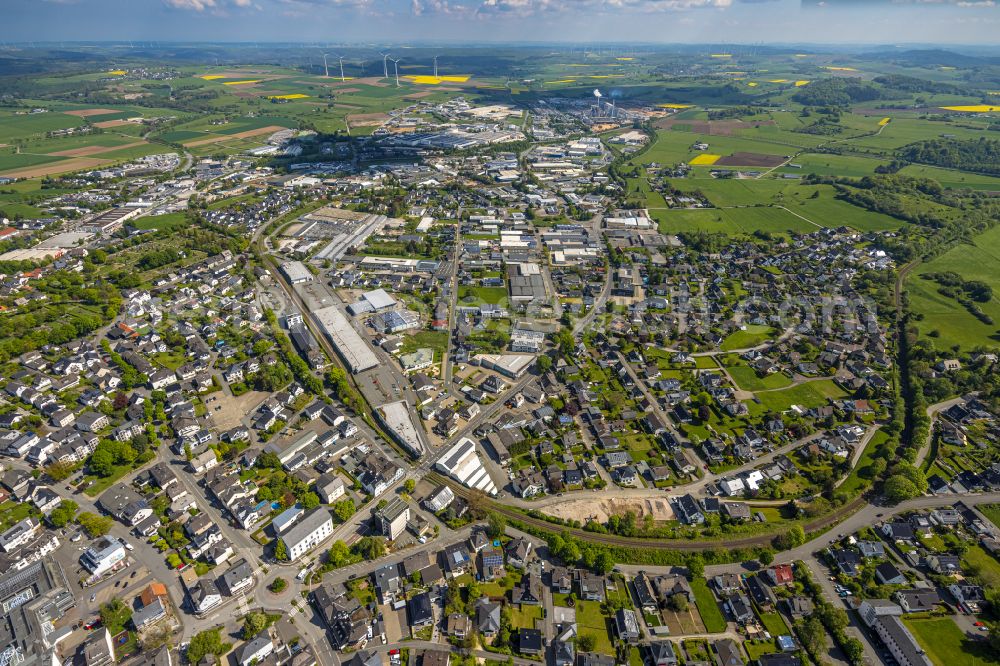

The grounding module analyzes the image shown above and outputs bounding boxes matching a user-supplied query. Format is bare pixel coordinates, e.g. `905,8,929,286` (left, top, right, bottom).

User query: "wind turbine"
433,55,439,78
392,58,401,87
337,54,346,82
322,52,331,78
380,52,391,80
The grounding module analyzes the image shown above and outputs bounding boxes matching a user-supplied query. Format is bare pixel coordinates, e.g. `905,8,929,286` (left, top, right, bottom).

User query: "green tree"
186,628,229,664
328,541,354,567
274,539,289,561
883,474,919,502
268,578,287,593
332,498,355,522
576,634,597,652
77,512,113,538
300,492,321,511
45,461,75,482
48,500,79,528
352,536,386,560
404,478,416,494
100,598,132,633
594,550,614,574
487,512,507,539
88,447,116,477
686,554,705,579
242,611,270,640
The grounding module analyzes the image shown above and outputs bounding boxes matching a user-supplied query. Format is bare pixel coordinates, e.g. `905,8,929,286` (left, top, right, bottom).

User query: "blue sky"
3,0,999,45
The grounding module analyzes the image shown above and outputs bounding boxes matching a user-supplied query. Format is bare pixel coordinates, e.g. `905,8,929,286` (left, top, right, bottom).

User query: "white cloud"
163,0,217,9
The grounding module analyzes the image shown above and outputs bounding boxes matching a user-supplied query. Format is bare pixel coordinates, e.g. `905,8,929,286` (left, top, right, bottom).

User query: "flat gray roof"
313,305,379,374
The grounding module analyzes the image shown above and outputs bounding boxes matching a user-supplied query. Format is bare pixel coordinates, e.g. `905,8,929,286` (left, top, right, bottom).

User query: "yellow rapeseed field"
546,79,577,84
268,94,310,100
658,104,694,109
746,82,758,87
404,74,471,85
794,80,810,87
940,105,1000,113
878,117,891,126
710,54,732,58
689,154,721,166
108,70,127,76
616,57,634,61
767,79,789,83
199,75,225,80
222,80,262,86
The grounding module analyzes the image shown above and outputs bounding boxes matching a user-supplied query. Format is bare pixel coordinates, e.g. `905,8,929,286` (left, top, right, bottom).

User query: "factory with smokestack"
587,88,633,122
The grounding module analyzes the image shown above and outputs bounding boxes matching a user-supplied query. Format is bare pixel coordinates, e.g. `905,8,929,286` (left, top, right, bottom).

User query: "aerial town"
1,31,1000,666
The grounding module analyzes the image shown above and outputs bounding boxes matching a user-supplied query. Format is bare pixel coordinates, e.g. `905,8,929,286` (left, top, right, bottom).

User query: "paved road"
915,395,969,468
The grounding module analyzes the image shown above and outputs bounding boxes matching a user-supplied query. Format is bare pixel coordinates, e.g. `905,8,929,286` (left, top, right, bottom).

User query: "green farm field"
907,224,1000,350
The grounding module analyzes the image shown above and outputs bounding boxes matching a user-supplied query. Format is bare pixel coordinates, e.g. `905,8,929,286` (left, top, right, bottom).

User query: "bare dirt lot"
540,496,676,523
715,152,786,167
210,389,270,430
182,125,287,147
652,118,776,136
63,108,121,117
404,91,435,99
347,112,389,127
0,157,108,178
49,141,147,157
93,119,135,129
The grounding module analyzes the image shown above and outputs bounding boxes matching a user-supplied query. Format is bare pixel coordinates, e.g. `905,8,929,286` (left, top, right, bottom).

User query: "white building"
0,518,41,553
80,537,127,575
281,508,334,561
435,437,497,496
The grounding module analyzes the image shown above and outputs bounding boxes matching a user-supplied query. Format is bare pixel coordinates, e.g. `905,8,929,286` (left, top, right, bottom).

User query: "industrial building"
473,353,535,379
371,309,420,334
80,206,143,234
435,437,497,496
347,288,397,316
280,261,314,285
377,401,425,457
506,262,547,303
313,305,380,374
0,558,76,665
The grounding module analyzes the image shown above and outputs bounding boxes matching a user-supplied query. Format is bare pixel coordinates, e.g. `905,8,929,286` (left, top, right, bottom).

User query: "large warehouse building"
280,261,314,285
313,305,379,374
435,437,497,496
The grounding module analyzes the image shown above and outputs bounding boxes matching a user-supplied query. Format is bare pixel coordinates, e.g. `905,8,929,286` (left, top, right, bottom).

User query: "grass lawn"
754,379,848,412
691,579,727,633
401,330,448,360
757,610,789,637
459,285,508,305
721,325,777,351
84,462,142,497
979,504,1000,531
0,501,40,532
510,604,543,630
961,545,1000,589
133,212,189,231
744,640,779,661
727,365,793,392
904,617,995,666
575,600,614,655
